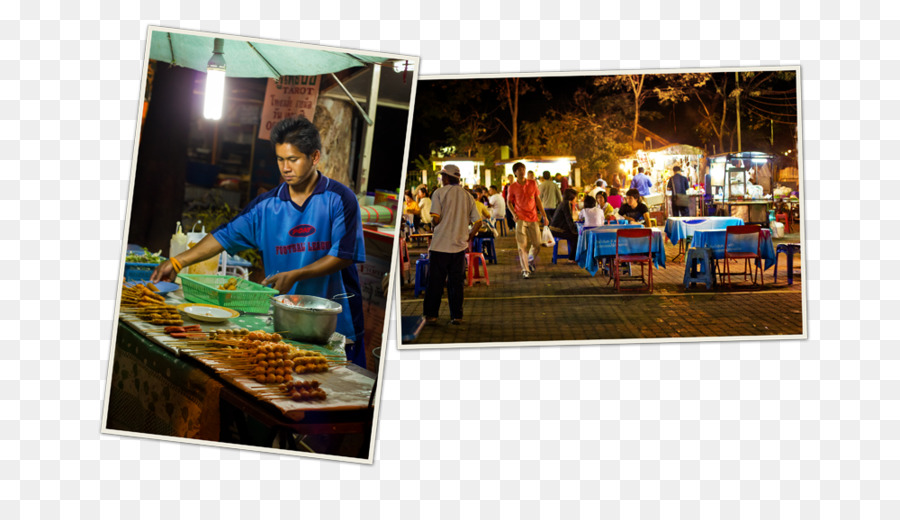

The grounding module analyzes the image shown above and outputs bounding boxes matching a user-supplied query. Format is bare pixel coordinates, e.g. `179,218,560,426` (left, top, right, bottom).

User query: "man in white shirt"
423,164,483,326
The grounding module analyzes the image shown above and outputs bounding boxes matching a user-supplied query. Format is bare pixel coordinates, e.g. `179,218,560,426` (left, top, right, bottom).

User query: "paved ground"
398,224,804,346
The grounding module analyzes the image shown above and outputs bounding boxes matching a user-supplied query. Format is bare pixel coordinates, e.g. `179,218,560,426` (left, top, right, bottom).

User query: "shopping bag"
541,226,555,247
487,219,500,238
185,221,222,275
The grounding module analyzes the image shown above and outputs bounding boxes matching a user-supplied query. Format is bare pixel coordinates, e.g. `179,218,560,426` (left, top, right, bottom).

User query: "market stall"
620,144,706,215
494,156,577,182
107,27,416,461
106,282,376,458
706,151,776,226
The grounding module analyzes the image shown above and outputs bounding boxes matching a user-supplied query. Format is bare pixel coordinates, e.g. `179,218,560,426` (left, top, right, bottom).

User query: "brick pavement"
399,226,804,345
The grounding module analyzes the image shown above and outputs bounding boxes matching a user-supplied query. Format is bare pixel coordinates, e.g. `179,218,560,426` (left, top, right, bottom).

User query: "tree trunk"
511,78,519,157
127,62,194,255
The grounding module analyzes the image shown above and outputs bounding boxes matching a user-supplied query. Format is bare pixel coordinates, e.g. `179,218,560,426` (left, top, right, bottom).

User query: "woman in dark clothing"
548,188,580,263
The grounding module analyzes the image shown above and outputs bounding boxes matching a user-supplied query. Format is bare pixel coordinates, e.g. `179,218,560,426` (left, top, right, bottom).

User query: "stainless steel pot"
271,293,352,344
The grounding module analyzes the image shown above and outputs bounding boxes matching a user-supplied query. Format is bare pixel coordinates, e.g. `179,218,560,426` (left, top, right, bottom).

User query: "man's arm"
534,192,548,225
262,255,353,294
150,233,225,283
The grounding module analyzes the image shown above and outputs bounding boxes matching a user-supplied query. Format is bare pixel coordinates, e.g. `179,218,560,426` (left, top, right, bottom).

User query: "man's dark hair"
583,195,597,208
489,185,498,191
270,116,322,156
626,188,641,199
563,188,577,200
542,171,551,180
638,167,644,174
513,162,526,173
442,173,460,185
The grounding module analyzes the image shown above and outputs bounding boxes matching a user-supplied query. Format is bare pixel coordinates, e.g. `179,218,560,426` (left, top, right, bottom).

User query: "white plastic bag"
186,221,222,275
541,226,555,247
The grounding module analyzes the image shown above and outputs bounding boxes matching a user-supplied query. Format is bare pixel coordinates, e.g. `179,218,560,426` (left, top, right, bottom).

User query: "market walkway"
398,226,804,345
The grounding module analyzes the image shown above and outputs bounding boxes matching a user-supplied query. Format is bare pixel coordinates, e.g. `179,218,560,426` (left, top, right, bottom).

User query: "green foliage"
519,88,632,173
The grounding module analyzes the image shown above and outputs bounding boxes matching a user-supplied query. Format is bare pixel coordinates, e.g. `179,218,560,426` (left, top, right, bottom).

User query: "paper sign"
258,75,320,140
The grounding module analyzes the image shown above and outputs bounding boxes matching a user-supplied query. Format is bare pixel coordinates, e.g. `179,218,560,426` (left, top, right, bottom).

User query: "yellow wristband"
170,257,182,273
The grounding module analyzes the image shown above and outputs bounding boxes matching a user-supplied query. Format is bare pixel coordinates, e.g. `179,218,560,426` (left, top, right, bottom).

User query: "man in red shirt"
507,162,549,279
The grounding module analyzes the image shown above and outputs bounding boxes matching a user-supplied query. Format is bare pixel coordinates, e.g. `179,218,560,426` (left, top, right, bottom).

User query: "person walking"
539,170,563,221
508,162,549,279
423,164,483,326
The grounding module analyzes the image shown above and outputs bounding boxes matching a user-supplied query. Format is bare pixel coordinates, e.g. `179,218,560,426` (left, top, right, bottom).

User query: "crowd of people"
406,162,693,325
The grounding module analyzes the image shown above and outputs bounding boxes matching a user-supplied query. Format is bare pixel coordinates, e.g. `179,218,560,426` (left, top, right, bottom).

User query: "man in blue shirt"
667,165,691,216
151,116,367,367
630,166,653,197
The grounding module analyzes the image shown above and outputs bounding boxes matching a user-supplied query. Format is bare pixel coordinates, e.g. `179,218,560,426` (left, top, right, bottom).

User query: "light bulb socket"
207,38,226,71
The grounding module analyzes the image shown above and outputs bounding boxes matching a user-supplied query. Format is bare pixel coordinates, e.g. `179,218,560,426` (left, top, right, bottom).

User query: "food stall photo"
102,27,417,463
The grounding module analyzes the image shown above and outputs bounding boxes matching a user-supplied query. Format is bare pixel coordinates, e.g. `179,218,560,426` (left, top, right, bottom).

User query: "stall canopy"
148,30,388,78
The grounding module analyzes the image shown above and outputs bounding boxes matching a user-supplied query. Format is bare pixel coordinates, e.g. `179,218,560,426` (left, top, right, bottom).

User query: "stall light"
203,38,226,120
751,158,769,164
393,59,413,74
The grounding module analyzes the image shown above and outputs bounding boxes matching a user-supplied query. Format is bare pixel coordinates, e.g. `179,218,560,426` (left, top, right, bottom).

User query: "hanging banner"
258,75,320,140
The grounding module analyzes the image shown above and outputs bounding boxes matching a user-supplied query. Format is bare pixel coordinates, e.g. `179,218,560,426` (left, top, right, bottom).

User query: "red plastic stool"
465,252,490,286
775,213,791,233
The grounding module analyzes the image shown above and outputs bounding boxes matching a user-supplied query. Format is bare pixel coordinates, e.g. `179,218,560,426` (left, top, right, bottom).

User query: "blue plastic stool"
683,247,716,290
774,243,801,285
413,254,430,297
552,237,571,264
473,237,497,264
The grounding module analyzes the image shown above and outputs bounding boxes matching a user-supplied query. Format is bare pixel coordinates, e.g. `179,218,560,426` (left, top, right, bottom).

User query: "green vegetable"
125,248,165,264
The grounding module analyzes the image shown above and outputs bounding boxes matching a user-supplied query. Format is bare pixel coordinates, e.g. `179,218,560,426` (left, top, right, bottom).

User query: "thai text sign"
258,75,320,139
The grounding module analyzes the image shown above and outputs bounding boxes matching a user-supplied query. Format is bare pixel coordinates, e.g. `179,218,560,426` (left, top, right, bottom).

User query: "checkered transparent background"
2,0,897,518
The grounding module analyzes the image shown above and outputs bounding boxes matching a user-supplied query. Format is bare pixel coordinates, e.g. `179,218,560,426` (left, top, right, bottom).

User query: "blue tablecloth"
664,217,745,244
575,228,666,276
691,229,777,270
577,222,640,235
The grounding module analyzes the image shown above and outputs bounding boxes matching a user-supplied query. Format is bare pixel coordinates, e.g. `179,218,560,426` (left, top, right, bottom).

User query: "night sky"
408,70,798,169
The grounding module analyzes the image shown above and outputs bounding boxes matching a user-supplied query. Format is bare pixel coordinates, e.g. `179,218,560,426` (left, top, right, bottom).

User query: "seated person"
618,188,651,227
471,190,494,239
578,195,606,231
548,188,579,263
416,186,432,232
606,187,623,209
404,190,421,230
596,191,616,221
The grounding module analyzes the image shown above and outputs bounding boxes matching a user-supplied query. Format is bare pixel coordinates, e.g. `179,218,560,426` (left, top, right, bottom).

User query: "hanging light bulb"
204,38,226,120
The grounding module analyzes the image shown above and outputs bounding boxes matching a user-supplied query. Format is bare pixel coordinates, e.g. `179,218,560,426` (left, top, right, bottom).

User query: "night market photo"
397,67,804,348
102,27,417,462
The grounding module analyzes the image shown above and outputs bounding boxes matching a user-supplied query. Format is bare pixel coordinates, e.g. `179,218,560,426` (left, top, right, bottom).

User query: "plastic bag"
186,221,222,275
541,226,555,247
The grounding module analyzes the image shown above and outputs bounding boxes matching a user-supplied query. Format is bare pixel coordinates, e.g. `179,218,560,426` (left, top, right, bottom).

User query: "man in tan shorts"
507,162,549,279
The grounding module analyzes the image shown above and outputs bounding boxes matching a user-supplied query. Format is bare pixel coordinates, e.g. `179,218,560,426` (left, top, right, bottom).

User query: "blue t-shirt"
630,173,653,197
212,173,367,365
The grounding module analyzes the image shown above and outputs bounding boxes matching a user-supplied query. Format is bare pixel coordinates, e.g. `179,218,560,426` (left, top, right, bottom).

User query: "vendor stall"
707,151,776,226
494,156,577,181
106,283,376,459
620,144,706,215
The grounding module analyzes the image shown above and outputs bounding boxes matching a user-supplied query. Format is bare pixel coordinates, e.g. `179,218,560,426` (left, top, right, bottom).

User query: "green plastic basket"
177,273,279,314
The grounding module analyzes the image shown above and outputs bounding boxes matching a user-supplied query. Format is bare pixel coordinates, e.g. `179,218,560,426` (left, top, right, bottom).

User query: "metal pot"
271,293,352,344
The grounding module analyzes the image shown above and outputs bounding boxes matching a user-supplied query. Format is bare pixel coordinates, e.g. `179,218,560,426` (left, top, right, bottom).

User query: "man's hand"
262,271,299,294
150,260,177,283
